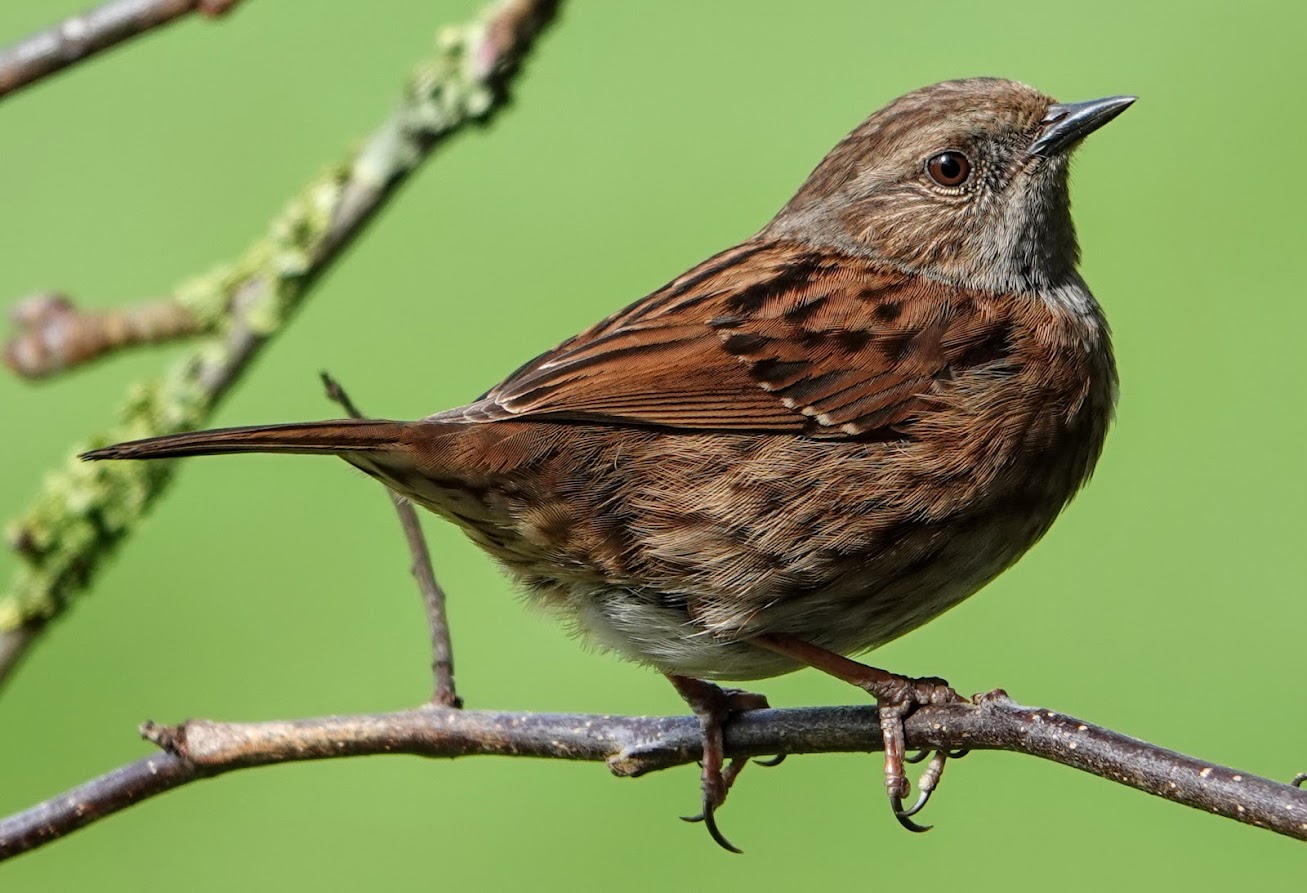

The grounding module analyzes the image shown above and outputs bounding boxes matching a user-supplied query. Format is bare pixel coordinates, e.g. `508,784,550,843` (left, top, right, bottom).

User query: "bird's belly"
550,506,1044,680
364,423,1088,682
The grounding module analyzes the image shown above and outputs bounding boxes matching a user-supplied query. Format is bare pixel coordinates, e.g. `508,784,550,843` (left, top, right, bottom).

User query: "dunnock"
87,78,1134,849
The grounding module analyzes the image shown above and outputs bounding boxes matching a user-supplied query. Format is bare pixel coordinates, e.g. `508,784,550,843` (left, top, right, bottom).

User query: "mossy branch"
0,0,562,682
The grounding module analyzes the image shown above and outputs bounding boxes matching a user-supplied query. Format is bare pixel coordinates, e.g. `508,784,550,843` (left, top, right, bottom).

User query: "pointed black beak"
1029,95,1136,157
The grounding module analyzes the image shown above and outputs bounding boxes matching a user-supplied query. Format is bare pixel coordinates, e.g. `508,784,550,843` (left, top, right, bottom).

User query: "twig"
0,0,243,102
5,292,206,379
0,0,563,691
320,372,459,707
2,693,1303,861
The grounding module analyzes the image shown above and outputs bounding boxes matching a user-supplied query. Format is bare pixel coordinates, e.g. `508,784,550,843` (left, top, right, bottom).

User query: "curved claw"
703,807,743,854
895,785,933,818
1292,772,1306,788
904,749,931,764
945,748,971,760
890,793,933,833
754,753,787,768
682,803,743,853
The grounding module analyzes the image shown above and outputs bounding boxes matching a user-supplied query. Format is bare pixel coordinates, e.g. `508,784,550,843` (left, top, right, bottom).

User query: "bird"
85,78,1134,850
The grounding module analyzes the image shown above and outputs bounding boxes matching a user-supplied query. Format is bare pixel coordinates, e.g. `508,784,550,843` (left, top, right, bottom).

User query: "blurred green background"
1,0,1303,888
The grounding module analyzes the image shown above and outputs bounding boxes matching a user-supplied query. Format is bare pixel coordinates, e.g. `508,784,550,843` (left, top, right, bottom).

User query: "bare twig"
5,292,206,379
0,0,243,102
2,693,1303,861
0,0,563,690
320,372,459,707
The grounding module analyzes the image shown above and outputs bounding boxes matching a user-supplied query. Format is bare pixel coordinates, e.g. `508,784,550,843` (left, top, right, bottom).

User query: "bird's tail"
81,419,411,461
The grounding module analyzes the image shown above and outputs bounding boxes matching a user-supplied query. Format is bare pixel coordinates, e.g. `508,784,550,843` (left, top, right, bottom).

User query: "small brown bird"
87,78,1133,849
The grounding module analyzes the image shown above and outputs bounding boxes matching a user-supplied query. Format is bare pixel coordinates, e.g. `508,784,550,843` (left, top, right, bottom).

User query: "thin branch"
2,693,1303,861
5,292,206,379
320,373,459,708
0,0,243,102
0,0,563,691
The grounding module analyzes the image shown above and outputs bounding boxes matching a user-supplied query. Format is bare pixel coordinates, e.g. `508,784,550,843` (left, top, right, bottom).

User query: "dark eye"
926,151,971,187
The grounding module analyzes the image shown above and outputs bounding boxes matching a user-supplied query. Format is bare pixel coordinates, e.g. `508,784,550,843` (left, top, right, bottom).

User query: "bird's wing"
451,240,1015,438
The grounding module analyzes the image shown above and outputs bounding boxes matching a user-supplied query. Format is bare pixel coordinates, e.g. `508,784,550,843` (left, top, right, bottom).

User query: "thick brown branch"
320,373,459,707
1,694,1302,861
0,0,243,101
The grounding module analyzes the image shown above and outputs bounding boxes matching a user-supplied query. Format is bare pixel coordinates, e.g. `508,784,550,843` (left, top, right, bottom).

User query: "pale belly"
353,420,1091,683
543,506,1045,680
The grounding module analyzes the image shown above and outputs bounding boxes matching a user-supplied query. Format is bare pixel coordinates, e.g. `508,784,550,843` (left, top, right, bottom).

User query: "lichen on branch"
0,0,562,639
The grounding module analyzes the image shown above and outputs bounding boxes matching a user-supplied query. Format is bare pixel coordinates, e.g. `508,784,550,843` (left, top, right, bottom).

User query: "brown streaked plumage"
85,78,1134,848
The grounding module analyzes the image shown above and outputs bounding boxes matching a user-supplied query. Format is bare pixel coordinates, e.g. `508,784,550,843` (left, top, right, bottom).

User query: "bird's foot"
750,634,967,832
666,674,771,854
855,671,964,831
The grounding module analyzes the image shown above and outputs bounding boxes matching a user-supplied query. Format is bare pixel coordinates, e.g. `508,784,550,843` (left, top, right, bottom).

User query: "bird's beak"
1029,95,1136,157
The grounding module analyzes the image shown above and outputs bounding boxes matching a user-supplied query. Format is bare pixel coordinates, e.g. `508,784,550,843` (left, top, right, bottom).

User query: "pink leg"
752,634,965,832
665,674,770,853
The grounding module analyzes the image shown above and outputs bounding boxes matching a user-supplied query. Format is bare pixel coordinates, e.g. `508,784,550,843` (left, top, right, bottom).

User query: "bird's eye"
925,151,971,188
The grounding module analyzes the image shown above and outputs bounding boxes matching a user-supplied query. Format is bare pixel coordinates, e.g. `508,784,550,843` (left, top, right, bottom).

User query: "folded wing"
450,240,1015,438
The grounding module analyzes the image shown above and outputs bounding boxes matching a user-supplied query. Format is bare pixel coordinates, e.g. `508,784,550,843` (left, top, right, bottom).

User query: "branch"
0,0,563,691
0,620,39,682
0,0,243,102
2,693,1303,861
321,373,459,707
5,292,205,379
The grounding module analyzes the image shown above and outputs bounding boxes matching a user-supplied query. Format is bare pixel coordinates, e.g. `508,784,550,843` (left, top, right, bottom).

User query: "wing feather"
450,241,1016,437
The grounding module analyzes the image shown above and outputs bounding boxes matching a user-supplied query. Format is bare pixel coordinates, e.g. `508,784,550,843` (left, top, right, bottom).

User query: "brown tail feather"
81,419,412,461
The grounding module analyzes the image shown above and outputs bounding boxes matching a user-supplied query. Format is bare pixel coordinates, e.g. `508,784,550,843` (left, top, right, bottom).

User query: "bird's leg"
665,674,770,854
751,634,964,832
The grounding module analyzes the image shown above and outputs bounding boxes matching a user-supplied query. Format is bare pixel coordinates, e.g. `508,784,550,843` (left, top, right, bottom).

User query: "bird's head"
766,78,1134,294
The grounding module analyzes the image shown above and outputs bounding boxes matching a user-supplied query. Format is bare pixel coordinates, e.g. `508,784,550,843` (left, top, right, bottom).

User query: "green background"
2,1,1303,889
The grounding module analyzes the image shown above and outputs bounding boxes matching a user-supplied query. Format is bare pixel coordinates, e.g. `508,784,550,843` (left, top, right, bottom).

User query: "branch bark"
2,693,1303,861
0,0,563,693
0,0,243,101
